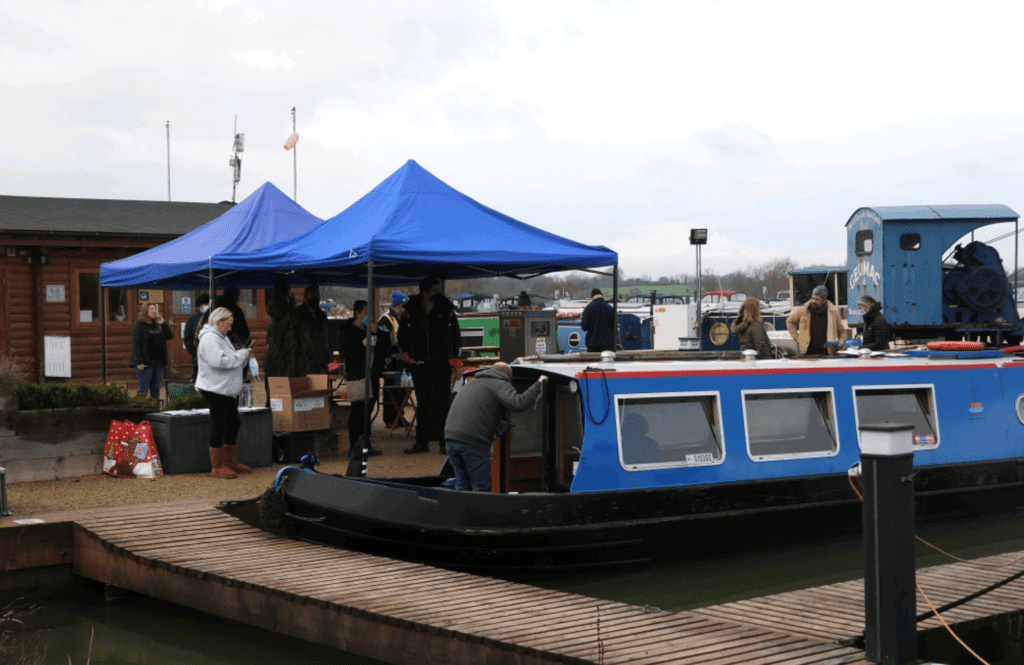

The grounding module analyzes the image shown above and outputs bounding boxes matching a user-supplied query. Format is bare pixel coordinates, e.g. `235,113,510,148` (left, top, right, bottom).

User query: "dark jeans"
411,360,452,446
136,364,164,400
199,390,239,450
348,394,377,451
190,358,199,383
446,440,491,492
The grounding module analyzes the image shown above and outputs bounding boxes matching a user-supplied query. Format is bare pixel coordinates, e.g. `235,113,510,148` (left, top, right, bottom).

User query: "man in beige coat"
786,285,846,356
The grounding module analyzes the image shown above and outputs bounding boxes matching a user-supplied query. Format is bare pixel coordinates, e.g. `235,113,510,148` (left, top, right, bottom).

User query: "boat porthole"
709,322,730,346
1016,395,1024,425
569,380,578,393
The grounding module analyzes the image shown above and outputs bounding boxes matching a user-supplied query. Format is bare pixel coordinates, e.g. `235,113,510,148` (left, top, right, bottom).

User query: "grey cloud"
697,123,776,160
0,14,66,54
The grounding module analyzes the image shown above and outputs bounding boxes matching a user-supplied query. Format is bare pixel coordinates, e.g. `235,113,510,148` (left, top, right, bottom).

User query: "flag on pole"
283,132,299,150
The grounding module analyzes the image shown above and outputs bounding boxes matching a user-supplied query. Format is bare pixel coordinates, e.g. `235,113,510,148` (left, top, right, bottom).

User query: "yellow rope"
916,582,992,665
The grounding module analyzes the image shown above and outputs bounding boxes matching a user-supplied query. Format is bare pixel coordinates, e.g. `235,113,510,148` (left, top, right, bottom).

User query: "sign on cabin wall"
45,285,65,302
138,290,164,304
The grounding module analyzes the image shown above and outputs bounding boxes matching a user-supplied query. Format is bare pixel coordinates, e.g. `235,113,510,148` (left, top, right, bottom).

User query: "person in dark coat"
217,287,250,347
857,295,891,352
295,284,333,374
581,288,615,353
339,300,385,456
129,303,173,399
731,297,772,359
183,293,210,383
517,291,532,308
397,277,462,454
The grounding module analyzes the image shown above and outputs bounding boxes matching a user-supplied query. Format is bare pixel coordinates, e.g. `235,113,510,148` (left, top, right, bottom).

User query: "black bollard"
859,423,917,665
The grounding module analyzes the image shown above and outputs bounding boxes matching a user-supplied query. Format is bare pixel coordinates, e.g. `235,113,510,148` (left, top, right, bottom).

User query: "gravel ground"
5,420,445,519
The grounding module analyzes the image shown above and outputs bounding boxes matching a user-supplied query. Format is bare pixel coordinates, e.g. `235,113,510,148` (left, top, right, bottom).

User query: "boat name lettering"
686,453,715,464
969,402,983,414
850,259,881,288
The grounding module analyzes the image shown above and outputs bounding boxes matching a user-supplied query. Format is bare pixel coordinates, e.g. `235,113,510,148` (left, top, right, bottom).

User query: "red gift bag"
102,420,164,480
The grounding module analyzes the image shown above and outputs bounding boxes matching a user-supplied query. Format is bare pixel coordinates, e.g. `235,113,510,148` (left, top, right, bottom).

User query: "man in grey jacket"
444,362,547,491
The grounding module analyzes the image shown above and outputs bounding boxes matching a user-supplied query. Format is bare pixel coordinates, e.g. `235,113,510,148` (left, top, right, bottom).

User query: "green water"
4,576,387,665
524,512,1024,612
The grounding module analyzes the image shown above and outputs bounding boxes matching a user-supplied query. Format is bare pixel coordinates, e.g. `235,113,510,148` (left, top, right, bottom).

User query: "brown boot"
223,444,252,474
209,447,237,479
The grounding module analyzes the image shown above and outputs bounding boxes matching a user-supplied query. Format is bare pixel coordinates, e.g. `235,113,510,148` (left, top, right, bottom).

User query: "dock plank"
62,502,1022,665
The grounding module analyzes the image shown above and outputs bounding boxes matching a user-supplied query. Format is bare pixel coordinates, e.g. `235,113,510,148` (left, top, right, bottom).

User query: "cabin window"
900,233,921,251
855,230,873,256
240,289,259,320
107,287,129,323
854,385,938,449
615,392,724,470
76,271,101,325
742,389,839,460
1015,395,1024,426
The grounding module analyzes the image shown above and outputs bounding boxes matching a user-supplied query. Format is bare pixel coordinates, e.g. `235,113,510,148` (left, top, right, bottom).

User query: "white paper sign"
270,398,283,412
294,397,324,412
79,310,93,323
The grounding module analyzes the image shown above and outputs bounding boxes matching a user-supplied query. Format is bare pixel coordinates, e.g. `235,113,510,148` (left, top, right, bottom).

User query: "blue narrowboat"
264,350,1024,573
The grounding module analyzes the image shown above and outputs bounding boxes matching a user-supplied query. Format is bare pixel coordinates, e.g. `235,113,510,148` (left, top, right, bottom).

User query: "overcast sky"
4,0,1024,279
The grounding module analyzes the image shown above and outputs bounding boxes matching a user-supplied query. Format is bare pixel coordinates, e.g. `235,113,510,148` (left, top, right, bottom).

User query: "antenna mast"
229,115,244,203
166,121,171,201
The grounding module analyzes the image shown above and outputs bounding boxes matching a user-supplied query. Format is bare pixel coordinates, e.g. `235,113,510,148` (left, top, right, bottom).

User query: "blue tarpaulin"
213,160,617,285
100,182,323,288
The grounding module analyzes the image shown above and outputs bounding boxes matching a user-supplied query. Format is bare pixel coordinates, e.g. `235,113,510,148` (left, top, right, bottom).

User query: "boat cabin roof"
514,353,1017,380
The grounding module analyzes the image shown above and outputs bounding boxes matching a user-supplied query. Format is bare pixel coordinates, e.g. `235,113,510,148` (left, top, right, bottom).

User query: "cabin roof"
845,204,1018,226
0,195,233,236
789,265,845,275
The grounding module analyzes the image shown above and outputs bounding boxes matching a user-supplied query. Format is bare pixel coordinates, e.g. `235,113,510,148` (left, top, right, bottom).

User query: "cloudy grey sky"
4,0,1024,278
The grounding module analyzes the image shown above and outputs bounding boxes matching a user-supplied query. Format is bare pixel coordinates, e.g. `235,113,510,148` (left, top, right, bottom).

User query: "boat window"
742,389,839,460
854,386,938,449
1015,395,1024,426
615,393,723,469
900,233,921,251
856,229,873,256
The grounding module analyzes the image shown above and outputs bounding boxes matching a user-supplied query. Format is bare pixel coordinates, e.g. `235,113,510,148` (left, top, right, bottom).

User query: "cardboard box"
267,377,333,432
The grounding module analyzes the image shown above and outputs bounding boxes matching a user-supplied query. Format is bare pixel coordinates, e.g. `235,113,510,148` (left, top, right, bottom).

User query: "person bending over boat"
731,297,772,359
856,295,891,352
444,363,547,492
786,285,847,356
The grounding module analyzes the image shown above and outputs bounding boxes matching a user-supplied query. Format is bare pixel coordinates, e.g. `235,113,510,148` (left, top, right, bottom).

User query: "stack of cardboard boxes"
267,375,340,462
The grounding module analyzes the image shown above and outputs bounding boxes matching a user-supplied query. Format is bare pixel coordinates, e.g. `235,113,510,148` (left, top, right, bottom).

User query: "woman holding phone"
195,307,254,479
129,303,173,400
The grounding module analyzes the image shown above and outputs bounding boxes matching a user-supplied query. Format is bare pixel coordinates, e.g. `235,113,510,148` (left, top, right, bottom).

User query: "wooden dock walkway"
59,501,1023,665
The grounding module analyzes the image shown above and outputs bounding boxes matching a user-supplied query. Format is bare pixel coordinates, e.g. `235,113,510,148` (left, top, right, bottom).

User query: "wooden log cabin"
0,195,279,386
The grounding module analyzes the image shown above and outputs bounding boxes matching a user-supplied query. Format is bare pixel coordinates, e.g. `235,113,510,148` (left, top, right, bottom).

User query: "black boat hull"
274,459,1024,573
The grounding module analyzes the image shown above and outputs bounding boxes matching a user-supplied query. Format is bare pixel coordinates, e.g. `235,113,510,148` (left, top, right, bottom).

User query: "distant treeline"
319,256,801,307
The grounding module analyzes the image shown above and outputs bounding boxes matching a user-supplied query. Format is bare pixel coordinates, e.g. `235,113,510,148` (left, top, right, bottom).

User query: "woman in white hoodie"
195,307,253,479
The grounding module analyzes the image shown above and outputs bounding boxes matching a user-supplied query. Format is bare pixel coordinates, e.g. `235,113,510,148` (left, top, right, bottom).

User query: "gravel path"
5,423,445,518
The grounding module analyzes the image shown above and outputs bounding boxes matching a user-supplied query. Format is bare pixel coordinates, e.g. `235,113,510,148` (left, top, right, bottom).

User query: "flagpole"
291,107,297,201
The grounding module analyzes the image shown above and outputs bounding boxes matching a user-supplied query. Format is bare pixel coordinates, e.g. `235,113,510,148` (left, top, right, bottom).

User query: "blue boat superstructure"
567,355,1024,493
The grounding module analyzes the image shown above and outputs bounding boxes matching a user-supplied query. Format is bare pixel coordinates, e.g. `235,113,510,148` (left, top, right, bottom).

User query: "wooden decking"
57,500,1023,665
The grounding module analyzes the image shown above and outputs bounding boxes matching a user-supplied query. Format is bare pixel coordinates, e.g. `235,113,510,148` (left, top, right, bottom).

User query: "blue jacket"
581,297,615,348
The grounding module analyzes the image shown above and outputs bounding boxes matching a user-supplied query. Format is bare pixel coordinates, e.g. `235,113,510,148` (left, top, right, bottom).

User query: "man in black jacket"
581,288,615,353
397,277,462,454
295,284,333,374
